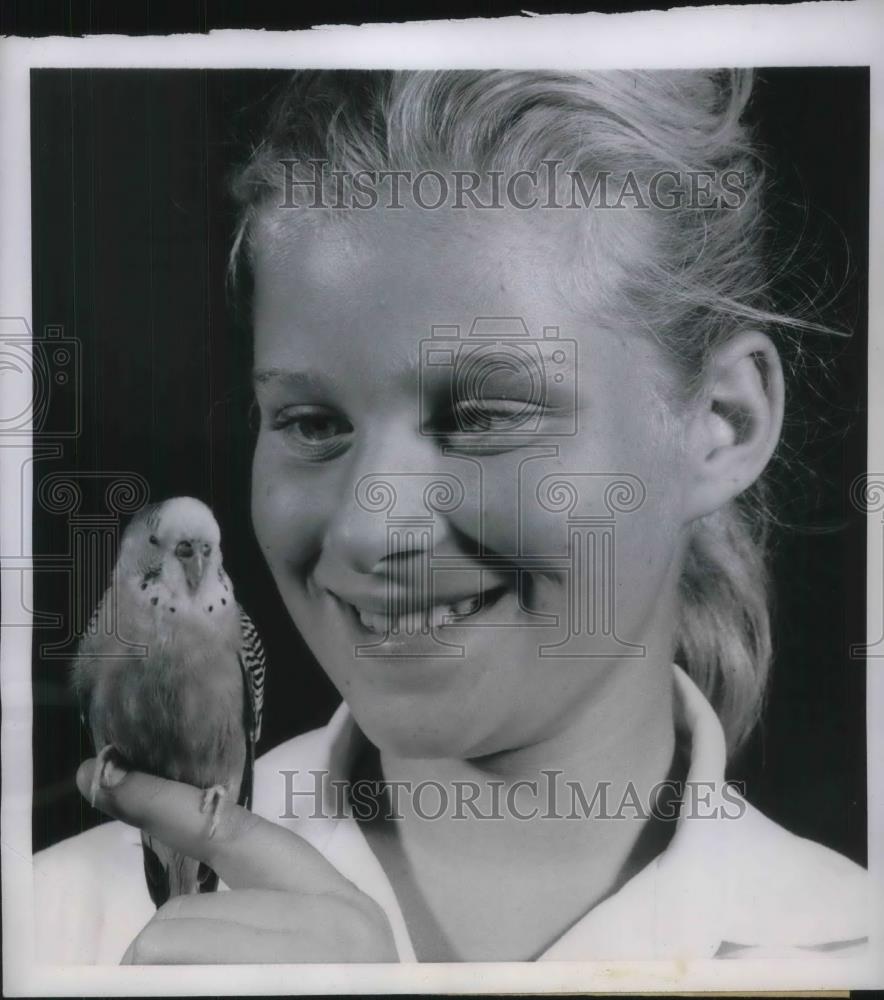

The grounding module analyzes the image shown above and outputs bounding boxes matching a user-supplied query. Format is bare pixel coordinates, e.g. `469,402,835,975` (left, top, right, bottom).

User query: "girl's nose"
319,428,458,577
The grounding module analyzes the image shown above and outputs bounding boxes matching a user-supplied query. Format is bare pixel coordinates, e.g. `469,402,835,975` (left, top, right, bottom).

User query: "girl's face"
251,206,693,759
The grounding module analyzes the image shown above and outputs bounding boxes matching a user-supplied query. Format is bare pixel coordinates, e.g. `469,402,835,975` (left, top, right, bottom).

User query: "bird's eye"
149,534,159,545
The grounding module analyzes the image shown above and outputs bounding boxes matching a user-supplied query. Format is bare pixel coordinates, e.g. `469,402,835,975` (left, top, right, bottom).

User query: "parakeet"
71,496,265,907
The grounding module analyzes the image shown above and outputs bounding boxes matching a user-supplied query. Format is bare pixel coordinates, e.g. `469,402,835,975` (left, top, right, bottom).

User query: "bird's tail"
141,832,218,907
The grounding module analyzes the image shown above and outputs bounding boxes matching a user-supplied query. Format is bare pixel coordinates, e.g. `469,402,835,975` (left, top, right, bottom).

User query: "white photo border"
2,2,883,993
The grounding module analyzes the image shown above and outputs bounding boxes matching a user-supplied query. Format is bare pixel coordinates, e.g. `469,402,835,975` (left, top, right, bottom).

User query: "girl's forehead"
252,202,621,337
258,201,565,272
250,204,674,417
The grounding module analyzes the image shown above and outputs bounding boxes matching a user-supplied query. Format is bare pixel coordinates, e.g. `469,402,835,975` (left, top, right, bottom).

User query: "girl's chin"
346,698,498,759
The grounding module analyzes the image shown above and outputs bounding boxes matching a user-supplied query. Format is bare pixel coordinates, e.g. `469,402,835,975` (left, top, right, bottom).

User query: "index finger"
76,759,356,896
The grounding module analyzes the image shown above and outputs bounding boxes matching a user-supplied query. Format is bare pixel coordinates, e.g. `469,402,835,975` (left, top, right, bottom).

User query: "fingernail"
104,759,128,787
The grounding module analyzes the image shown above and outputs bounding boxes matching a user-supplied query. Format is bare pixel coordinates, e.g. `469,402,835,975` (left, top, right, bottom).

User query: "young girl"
34,68,867,964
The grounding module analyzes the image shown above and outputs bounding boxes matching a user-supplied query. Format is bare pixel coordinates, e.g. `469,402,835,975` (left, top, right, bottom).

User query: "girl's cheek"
453,451,576,561
437,452,569,560
251,437,328,573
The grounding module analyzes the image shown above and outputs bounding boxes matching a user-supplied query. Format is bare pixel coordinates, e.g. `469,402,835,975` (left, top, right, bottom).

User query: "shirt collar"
263,664,730,961
257,663,865,961
538,664,728,960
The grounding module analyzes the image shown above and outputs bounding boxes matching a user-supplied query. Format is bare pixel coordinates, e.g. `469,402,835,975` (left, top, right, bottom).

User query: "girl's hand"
76,759,398,964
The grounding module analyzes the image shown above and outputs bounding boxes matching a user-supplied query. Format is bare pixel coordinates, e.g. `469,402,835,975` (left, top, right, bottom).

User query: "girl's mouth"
345,582,512,635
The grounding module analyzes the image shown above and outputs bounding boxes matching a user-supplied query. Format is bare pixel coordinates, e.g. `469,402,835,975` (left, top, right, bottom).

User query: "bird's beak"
182,552,206,593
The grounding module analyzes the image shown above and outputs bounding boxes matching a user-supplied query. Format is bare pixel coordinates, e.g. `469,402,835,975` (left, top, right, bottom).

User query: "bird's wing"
238,605,265,743
234,605,266,812
194,606,266,900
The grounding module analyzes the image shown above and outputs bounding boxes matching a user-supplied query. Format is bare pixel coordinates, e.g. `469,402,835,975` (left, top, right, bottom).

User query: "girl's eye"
434,398,546,456
289,414,344,442
451,398,542,433
269,406,353,459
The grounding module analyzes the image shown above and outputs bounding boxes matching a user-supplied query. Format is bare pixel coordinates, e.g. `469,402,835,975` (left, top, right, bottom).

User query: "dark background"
30,68,869,864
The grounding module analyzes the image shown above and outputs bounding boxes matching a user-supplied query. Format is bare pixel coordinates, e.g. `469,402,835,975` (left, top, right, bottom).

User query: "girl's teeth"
357,594,486,634
358,609,388,632
450,595,481,617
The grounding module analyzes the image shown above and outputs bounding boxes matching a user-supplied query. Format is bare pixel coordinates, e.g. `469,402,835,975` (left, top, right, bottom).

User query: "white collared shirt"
33,665,868,964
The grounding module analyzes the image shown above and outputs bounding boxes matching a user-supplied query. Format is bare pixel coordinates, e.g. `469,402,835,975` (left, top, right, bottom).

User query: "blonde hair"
229,69,831,755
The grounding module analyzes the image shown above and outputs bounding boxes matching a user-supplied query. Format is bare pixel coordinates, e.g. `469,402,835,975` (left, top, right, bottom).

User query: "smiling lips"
338,580,512,635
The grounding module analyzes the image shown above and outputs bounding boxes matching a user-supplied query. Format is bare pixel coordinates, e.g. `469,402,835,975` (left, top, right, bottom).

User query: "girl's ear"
682,331,785,522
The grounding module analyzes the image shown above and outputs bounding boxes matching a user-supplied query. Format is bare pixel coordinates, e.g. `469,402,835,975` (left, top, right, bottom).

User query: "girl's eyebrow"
252,368,336,392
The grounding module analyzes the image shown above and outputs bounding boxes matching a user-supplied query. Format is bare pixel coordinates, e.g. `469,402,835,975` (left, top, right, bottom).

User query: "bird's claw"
90,744,125,807
200,784,228,839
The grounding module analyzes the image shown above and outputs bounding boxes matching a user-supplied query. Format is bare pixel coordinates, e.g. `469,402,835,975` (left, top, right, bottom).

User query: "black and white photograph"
2,3,883,995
